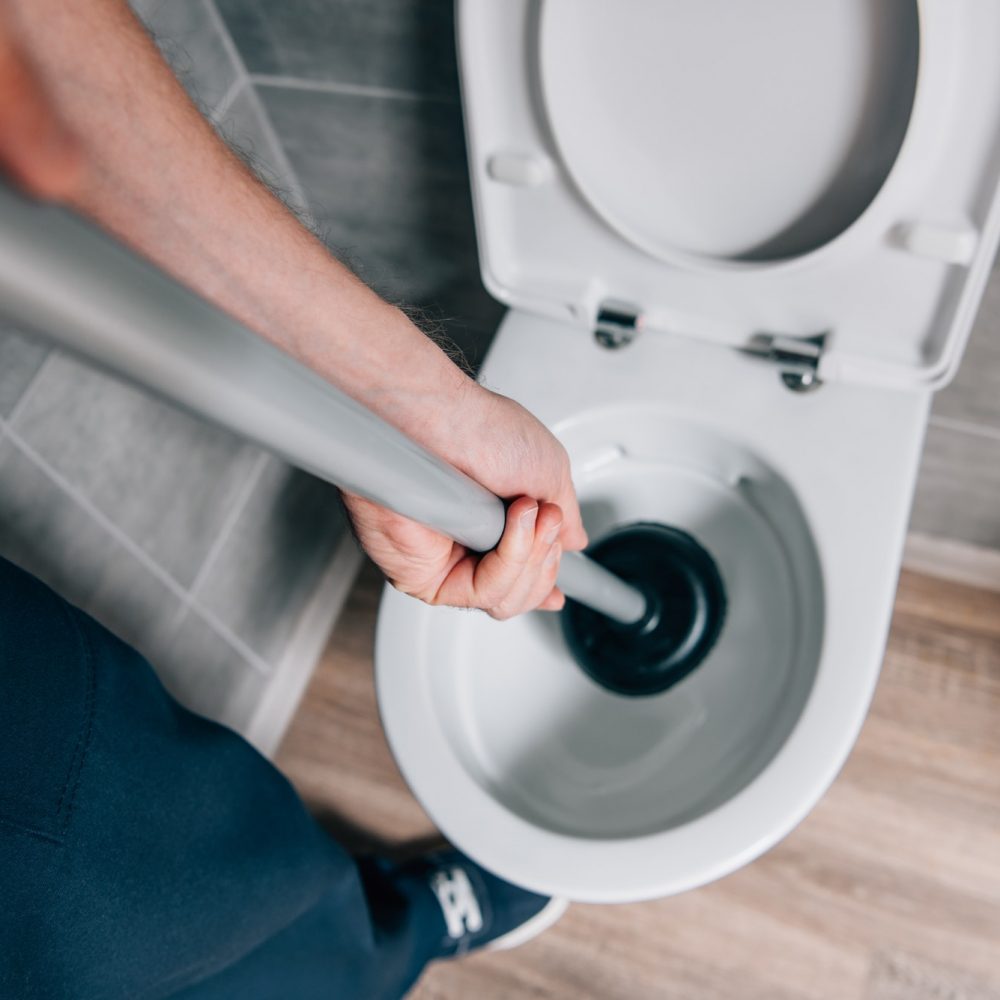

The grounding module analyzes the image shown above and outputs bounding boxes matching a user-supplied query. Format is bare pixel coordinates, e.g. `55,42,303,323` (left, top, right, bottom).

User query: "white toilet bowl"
378,317,928,900
376,1,1000,901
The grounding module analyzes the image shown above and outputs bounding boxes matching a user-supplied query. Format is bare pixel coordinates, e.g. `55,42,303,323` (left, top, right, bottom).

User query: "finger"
0,26,82,200
489,503,563,618
532,502,563,554
537,587,566,612
555,482,588,552
519,542,562,614
435,497,538,610
494,496,541,568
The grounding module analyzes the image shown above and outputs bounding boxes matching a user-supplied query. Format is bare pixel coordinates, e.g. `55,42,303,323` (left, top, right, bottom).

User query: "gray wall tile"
933,252,1000,431
0,1,351,747
133,0,242,115
222,1,1000,555
215,83,310,216
0,439,270,732
216,0,460,98
257,84,501,368
910,423,1000,549
10,353,261,588
195,457,345,665
0,439,182,658
0,328,48,417
156,609,269,731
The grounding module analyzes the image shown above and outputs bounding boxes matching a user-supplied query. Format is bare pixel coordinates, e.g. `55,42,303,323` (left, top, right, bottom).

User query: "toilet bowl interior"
539,0,921,263
422,405,824,840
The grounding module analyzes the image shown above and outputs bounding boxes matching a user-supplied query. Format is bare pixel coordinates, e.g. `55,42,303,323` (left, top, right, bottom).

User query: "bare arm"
3,0,588,617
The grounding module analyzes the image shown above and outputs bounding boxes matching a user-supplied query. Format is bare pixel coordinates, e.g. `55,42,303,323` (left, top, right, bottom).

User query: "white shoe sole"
485,897,569,952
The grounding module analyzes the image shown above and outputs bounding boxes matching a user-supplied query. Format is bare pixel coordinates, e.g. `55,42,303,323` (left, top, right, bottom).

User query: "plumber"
0,1,586,996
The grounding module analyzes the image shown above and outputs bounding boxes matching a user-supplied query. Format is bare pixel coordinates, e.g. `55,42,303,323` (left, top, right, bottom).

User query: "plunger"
0,183,726,695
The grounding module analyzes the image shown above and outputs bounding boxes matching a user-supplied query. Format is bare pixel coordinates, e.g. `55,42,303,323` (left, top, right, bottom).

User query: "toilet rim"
375,578,871,903
537,0,938,277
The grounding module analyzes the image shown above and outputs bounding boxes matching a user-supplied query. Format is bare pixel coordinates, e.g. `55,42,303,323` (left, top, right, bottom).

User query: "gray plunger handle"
0,185,646,626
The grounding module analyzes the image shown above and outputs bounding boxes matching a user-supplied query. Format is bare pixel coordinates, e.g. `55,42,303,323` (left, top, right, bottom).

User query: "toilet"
376,0,1000,903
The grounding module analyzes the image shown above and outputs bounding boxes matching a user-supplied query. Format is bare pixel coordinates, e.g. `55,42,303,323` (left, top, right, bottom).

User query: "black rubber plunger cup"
561,523,727,697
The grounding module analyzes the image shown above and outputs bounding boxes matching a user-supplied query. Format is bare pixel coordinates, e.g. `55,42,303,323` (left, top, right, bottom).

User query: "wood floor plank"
276,564,1000,999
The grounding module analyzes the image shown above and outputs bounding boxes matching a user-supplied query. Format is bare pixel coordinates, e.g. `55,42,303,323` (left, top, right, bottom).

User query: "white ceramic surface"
540,0,919,262
457,0,1000,389
413,412,823,840
375,0,999,902
377,314,930,902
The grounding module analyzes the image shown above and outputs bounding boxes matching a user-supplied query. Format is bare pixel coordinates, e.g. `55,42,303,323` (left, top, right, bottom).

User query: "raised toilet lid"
458,0,1000,390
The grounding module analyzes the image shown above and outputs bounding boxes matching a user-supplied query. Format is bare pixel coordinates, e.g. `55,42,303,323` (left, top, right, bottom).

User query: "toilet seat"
457,0,1000,389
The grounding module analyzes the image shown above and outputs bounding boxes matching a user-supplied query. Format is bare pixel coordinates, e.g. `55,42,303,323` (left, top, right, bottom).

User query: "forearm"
8,0,479,457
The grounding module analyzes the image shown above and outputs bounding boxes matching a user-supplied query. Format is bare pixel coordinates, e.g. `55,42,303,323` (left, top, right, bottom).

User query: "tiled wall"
912,268,1000,550
0,0,354,752
215,0,1000,556
216,0,503,370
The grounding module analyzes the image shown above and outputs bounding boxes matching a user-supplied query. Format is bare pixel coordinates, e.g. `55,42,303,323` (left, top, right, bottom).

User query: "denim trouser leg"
0,557,437,1000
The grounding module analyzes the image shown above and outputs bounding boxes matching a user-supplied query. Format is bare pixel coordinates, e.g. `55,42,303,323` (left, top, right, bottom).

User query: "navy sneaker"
367,849,567,959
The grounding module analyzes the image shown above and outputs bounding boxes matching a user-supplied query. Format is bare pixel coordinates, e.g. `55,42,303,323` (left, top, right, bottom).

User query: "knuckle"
399,582,437,605
480,577,513,610
498,543,529,571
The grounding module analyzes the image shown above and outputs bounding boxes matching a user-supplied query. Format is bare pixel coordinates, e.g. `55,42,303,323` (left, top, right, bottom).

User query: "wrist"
430,376,498,468
327,302,490,459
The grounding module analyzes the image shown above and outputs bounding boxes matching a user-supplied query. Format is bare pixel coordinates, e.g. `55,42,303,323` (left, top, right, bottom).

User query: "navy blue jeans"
0,557,440,999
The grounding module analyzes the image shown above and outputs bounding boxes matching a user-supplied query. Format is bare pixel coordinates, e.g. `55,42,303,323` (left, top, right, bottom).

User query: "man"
0,1,586,996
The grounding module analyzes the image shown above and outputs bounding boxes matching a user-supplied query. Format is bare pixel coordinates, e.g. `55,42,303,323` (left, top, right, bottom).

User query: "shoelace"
430,866,484,940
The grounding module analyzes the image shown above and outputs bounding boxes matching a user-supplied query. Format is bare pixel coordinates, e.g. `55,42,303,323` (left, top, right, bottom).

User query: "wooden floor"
276,564,1000,1000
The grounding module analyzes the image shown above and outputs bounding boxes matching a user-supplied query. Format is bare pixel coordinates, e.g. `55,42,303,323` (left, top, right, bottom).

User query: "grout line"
211,74,246,122
245,531,363,756
241,83,315,220
250,72,458,105
5,348,60,429
163,596,191,639
1,417,274,677
187,449,269,599
201,1,314,220
202,0,250,91
0,419,193,601
928,414,1000,446
185,602,276,677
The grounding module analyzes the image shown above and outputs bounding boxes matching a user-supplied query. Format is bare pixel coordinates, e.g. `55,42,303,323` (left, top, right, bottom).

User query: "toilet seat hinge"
594,299,643,350
744,332,827,393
